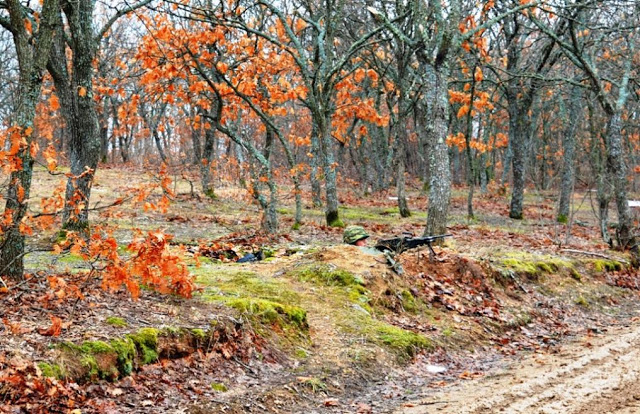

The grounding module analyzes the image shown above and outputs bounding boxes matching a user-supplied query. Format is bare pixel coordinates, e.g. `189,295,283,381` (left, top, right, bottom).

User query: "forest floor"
2,166,640,413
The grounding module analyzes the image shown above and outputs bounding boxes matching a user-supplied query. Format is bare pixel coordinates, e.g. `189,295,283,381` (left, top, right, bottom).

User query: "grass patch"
196,266,309,338
288,264,432,361
292,265,371,313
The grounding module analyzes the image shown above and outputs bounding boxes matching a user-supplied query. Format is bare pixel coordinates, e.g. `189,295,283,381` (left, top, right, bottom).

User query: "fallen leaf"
39,315,63,337
324,398,340,407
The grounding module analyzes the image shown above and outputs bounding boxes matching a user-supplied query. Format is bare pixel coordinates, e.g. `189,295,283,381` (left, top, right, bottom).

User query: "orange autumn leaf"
39,315,63,337
474,67,484,82
78,86,87,97
16,185,25,203
216,61,228,74
49,94,60,111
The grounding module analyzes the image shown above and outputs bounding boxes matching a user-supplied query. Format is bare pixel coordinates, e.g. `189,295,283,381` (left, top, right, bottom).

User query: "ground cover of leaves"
1,170,640,413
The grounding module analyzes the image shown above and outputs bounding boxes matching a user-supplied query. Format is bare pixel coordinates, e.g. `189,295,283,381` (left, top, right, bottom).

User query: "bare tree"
0,0,60,279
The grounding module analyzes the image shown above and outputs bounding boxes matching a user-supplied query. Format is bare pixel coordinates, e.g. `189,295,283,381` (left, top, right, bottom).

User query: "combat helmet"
343,225,369,244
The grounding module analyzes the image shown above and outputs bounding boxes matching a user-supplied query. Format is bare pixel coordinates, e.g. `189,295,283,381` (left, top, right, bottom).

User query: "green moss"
105,316,127,328
536,262,556,273
400,290,417,313
442,327,454,337
326,210,344,228
204,189,217,200
110,338,136,376
57,253,85,264
299,377,327,393
502,258,540,276
557,214,568,224
127,328,159,365
592,259,622,272
55,230,68,243
262,248,275,258
226,298,308,328
197,269,300,306
38,362,64,379
294,348,309,359
80,340,113,354
291,222,301,231
575,295,588,307
191,328,206,341
294,265,371,313
211,382,228,392
570,268,582,281
374,323,432,357
294,265,363,287
500,254,576,279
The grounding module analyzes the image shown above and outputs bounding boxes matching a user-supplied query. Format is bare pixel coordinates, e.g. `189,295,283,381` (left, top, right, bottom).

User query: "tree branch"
96,0,154,42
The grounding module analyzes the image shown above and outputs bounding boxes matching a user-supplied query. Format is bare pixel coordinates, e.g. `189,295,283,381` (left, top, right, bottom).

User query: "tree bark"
507,104,530,220
318,116,342,227
309,124,323,208
0,0,59,280
606,113,636,255
557,86,581,223
423,65,452,236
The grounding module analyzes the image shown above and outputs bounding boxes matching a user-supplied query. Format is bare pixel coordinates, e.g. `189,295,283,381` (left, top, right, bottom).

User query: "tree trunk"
557,86,581,223
318,117,342,227
423,65,452,236
397,153,411,217
0,0,59,280
200,125,216,199
606,112,637,257
46,2,102,233
396,122,411,217
310,124,323,208
508,102,531,220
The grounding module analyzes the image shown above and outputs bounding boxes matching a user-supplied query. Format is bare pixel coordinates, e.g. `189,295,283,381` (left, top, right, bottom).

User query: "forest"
1,0,640,413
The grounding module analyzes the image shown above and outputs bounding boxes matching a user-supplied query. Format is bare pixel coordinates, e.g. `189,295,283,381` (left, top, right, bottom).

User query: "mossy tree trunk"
0,0,60,280
317,115,342,227
199,107,217,199
48,0,153,234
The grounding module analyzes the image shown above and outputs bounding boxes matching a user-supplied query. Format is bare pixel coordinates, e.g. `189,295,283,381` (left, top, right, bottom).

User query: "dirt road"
396,324,640,414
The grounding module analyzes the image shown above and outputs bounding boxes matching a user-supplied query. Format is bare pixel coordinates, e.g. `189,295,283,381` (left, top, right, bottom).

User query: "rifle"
375,233,452,258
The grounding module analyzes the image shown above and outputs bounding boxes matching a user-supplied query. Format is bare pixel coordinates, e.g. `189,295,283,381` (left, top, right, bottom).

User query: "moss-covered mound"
197,269,309,340
40,318,251,383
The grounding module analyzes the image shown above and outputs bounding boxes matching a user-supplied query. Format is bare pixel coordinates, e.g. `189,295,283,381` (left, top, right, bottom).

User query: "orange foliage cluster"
55,227,194,299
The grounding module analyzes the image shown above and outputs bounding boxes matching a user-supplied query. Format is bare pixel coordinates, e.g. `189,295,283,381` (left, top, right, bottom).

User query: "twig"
560,249,628,264
0,276,6,289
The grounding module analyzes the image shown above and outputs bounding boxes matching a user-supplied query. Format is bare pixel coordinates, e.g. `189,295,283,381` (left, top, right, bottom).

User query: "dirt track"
396,323,640,414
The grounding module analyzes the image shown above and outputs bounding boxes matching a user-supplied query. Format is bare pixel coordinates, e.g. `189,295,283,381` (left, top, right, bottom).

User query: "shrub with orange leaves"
56,227,194,299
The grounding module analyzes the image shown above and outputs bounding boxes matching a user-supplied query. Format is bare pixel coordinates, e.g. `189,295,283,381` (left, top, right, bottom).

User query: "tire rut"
396,326,640,414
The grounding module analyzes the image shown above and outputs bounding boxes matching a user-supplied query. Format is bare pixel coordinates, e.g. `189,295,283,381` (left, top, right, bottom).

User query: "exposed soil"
396,321,640,414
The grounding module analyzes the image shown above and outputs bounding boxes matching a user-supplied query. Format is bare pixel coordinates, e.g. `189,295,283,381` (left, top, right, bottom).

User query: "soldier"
343,225,369,247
